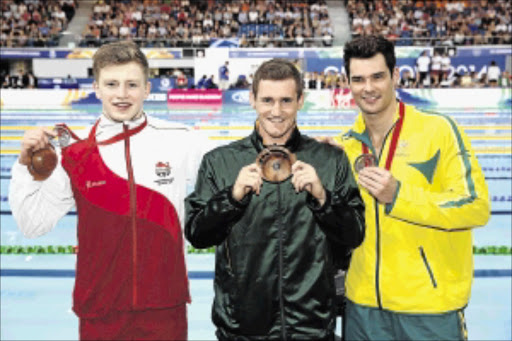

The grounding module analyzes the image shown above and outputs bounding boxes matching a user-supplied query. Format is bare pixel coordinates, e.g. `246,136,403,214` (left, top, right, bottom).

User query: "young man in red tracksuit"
9,41,203,340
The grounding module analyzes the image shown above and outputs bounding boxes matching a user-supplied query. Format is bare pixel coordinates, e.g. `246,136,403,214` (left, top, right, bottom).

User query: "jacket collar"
250,124,302,153
346,102,403,145
95,113,146,140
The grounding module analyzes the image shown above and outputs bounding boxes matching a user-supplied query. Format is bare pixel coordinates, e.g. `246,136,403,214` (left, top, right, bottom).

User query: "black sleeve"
185,155,250,248
306,150,365,248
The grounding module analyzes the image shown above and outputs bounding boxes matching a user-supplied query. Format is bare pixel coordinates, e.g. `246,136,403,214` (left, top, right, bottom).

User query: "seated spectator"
498,71,511,88
322,32,333,46
399,70,416,88
469,71,481,88
197,75,207,89
337,73,349,89
439,72,453,88
205,75,218,89
176,72,188,89
22,71,38,89
233,74,250,89
1,72,11,88
460,70,472,88
324,70,337,89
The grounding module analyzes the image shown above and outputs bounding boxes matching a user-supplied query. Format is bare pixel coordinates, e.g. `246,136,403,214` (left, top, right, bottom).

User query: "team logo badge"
155,162,174,185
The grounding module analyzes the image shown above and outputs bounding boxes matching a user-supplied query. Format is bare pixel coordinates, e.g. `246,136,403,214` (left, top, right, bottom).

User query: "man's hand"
357,167,398,204
291,160,326,206
232,163,263,202
19,127,57,166
314,136,343,149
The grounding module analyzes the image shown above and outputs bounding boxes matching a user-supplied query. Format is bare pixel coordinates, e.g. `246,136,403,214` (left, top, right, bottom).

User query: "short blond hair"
92,41,149,82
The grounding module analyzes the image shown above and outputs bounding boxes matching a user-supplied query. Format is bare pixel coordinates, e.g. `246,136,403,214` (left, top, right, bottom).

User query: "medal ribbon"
361,102,405,171
88,115,148,146
55,123,82,142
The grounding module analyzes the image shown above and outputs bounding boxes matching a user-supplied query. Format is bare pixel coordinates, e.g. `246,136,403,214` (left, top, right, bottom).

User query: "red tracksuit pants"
79,304,187,340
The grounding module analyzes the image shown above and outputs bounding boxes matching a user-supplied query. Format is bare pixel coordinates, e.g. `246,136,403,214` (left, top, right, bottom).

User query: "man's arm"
185,155,252,249
9,127,75,238
363,119,490,230
9,156,75,238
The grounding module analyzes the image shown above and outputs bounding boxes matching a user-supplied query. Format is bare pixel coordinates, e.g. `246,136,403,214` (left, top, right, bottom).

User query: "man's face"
348,53,398,116
94,62,150,122
250,78,304,145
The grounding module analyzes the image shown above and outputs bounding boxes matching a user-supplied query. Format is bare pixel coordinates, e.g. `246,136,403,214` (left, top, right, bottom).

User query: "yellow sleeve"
386,117,490,230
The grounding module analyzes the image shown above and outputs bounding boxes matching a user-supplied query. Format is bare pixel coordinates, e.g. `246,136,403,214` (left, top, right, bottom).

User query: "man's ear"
145,81,151,98
297,93,305,110
93,81,101,99
249,90,256,109
393,67,400,87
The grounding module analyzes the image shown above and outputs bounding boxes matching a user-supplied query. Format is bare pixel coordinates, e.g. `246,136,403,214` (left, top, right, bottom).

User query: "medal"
29,146,58,181
256,146,296,183
51,125,72,148
358,102,406,172
354,153,378,173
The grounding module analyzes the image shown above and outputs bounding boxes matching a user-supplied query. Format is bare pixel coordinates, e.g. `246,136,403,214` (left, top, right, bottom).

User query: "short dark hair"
93,41,149,82
343,35,396,80
252,59,303,99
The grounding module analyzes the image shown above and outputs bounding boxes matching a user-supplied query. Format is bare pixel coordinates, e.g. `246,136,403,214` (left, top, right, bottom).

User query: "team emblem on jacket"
155,161,174,185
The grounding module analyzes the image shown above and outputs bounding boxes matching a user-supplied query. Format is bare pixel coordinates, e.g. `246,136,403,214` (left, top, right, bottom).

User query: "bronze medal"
256,146,296,183
29,145,58,181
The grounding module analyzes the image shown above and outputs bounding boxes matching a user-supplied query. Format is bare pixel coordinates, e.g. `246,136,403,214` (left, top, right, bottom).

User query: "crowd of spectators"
80,0,334,48
346,0,511,46
0,0,78,47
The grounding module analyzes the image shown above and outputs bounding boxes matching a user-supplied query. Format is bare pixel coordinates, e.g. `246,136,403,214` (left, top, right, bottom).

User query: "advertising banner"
167,89,223,107
1,88,509,110
223,90,251,106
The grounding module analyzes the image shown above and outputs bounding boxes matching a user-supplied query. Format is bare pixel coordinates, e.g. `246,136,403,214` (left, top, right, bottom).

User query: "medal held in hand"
29,146,58,181
28,125,72,181
52,125,71,148
256,146,297,183
354,153,377,173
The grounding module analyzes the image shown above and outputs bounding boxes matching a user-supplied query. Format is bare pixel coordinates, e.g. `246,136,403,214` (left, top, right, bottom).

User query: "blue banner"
222,90,251,106
38,78,79,89
305,58,343,74
210,38,239,48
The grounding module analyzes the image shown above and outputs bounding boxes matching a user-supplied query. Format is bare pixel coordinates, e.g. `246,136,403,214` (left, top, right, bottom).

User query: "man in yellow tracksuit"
335,35,490,340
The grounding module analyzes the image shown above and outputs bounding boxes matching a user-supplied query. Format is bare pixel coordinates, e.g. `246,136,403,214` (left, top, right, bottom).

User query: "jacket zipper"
419,246,438,288
368,123,396,310
277,183,287,340
124,124,138,307
374,199,382,308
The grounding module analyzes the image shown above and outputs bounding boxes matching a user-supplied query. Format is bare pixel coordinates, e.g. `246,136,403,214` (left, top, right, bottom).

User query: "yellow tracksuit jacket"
335,103,490,313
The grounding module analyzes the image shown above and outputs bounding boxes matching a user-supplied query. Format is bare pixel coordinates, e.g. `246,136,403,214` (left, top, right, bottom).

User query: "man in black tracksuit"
185,59,365,340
